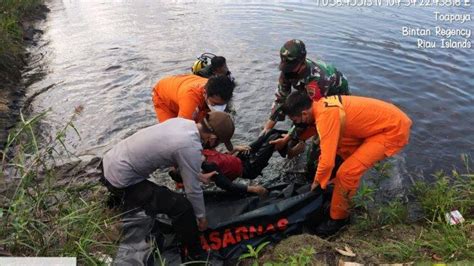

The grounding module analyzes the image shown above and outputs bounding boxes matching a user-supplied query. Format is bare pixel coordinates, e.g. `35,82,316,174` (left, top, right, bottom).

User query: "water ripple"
25,0,474,176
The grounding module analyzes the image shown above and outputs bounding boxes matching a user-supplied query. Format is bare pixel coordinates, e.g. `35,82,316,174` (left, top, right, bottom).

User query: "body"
170,129,286,196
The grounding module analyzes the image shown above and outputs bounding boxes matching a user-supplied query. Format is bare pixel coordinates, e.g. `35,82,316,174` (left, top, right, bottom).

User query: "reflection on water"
25,1,473,184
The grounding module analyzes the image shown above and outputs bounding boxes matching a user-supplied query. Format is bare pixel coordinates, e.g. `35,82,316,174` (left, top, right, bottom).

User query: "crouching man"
101,112,235,260
284,92,412,236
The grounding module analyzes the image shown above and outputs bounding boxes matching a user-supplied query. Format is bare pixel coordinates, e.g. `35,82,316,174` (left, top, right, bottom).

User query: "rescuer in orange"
152,74,235,126
284,92,412,236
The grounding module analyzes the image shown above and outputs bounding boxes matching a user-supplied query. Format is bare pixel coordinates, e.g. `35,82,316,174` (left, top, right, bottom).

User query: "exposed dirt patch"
262,234,337,265
0,4,49,150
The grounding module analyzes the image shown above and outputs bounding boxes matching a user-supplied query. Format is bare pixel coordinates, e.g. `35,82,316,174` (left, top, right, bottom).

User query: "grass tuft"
350,157,473,263
0,110,120,264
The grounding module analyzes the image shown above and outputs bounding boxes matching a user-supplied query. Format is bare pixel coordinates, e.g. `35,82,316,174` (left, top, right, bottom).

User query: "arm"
263,73,292,132
174,147,206,218
293,126,317,141
314,107,341,189
286,126,317,159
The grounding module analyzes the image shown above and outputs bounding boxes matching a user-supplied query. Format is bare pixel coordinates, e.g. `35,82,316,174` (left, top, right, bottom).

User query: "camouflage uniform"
270,40,350,122
272,40,350,179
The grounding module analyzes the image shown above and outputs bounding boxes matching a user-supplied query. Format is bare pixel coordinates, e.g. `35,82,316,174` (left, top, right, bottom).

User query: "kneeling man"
284,92,412,235
101,111,234,259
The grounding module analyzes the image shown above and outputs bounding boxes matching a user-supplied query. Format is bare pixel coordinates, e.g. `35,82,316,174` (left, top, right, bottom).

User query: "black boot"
183,247,209,265
314,218,349,237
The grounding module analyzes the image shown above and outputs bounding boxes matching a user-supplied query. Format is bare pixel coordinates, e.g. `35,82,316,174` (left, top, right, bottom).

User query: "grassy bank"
1,111,472,264
0,0,42,75
243,158,474,265
0,0,48,151
0,110,120,264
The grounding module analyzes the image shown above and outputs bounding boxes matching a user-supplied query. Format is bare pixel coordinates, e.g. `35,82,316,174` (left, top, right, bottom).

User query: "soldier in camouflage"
265,39,350,179
263,39,350,133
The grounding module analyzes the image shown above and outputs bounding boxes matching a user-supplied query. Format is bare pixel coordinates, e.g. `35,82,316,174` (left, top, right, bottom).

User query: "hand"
197,217,208,231
260,120,276,136
269,134,290,151
311,181,320,192
287,140,306,159
231,145,251,156
248,185,268,197
199,171,217,184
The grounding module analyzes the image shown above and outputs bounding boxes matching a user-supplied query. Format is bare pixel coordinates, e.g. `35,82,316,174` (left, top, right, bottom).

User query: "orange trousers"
330,137,402,220
152,92,175,123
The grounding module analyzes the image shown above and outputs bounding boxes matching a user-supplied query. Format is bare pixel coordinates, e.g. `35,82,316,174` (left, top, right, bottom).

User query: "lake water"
24,0,473,185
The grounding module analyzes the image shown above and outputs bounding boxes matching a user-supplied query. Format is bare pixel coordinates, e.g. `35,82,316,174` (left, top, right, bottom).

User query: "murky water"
25,1,473,185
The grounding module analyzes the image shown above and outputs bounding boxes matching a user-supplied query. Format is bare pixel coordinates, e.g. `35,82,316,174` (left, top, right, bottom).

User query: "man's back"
314,95,412,155
153,74,207,117
103,118,202,188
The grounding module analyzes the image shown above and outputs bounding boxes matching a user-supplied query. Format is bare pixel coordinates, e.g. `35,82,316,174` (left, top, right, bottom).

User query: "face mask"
284,72,299,80
294,122,308,129
202,140,212,149
202,138,218,149
207,100,227,112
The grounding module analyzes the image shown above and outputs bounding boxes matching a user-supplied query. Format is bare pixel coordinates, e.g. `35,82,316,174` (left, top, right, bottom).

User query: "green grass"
350,157,474,263
413,169,473,223
0,110,120,264
273,246,315,266
0,0,42,73
239,244,315,266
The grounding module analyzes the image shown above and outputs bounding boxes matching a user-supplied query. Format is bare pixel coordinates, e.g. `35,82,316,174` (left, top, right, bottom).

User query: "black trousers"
100,171,201,254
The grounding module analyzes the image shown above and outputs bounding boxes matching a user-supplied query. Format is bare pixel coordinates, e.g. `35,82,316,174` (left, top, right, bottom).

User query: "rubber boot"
314,217,349,237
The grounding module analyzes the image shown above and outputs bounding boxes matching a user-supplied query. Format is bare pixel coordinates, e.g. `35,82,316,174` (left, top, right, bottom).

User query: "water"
24,1,473,184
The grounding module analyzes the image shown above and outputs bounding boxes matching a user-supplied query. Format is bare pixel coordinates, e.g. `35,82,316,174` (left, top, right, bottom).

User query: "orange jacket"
313,95,412,188
153,74,209,122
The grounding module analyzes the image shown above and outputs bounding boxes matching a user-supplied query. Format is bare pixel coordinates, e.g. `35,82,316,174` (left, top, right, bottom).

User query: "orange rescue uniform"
310,95,412,220
152,74,209,123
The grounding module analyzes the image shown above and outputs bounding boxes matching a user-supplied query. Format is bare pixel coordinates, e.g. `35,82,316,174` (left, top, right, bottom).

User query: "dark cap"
279,39,307,73
203,111,235,151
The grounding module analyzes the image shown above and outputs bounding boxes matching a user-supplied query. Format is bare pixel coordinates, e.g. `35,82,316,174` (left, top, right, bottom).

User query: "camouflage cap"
279,39,307,73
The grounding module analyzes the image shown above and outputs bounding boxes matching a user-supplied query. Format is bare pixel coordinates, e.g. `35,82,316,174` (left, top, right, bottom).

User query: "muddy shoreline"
0,4,49,150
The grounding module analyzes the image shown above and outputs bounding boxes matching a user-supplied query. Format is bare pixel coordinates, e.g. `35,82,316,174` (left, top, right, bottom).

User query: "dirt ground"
252,225,424,265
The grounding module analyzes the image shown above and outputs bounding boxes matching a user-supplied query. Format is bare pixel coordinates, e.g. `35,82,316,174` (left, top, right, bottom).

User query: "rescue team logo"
200,218,289,251
306,81,321,101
